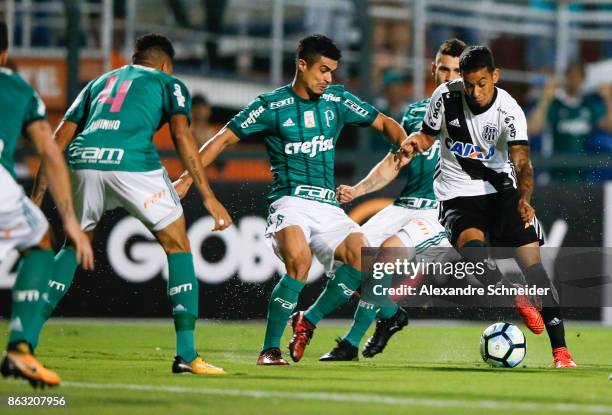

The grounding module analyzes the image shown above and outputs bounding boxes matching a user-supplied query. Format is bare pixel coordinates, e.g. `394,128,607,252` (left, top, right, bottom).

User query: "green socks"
168,253,199,362
8,249,54,348
304,264,361,326
262,274,304,351
30,247,79,350
342,299,376,347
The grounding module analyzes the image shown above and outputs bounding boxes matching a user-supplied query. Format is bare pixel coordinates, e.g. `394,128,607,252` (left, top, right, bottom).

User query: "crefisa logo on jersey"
240,105,265,128
482,124,498,143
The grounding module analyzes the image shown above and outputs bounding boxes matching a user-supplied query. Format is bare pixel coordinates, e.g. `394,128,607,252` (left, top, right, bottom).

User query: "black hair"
192,94,209,107
296,34,341,65
459,45,496,74
565,60,585,77
437,38,467,58
0,22,8,52
132,33,175,64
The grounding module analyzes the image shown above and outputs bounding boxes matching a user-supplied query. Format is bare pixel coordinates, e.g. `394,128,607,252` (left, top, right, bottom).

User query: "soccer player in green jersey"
0,21,94,387
31,34,231,375
174,34,409,365
316,39,466,361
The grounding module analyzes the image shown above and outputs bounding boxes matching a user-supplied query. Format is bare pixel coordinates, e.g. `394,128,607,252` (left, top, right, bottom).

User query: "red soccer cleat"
552,347,577,368
257,348,289,365
514,294,545,334
288,311,315,362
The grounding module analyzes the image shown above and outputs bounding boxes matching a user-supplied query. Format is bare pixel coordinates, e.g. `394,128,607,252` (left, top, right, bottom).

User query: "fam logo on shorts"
482,124,499,143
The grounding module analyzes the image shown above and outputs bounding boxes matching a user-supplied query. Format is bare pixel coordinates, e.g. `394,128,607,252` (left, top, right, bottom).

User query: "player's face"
433,54,461,86
298,55,338,96
462,67,500,108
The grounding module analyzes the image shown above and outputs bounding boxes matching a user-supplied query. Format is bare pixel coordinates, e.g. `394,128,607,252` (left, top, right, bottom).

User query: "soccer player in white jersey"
401,46,576,368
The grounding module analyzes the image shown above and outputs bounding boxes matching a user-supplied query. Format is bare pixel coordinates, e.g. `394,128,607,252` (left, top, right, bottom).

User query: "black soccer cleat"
362,307,409,358
319,338,359,362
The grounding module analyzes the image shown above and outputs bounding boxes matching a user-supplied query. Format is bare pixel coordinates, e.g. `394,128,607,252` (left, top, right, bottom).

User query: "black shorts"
439,189,544,248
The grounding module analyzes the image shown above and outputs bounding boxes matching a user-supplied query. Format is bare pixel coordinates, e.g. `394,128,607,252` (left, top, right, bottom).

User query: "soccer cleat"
256,348,289,366
1,342,60,388
362,307,409,358
552,347,577,368
319,338,358,362
514,294,545,334
172,355,225,375
288,311,316,362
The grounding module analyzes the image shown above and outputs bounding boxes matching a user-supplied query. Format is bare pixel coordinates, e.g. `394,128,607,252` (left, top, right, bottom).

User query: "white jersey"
421,80,529,201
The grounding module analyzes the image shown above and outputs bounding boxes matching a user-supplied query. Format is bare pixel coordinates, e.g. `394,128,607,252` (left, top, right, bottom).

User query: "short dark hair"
0,22,8,52
192,94,209,107
132,33,175,63
296,34,341,65
437,38,467,59
565,60,585,77
459,45,496,74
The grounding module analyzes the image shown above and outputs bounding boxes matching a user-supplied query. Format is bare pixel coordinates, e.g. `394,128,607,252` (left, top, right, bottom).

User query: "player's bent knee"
284,250,312,280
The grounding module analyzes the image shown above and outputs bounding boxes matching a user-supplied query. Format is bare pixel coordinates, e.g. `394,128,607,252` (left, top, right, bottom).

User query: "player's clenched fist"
336,185,361,204
204,197,233,231
517,198,535,223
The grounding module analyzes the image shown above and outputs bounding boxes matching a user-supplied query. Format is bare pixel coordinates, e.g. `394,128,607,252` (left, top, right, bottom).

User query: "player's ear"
161,60,173,75
492,68,500,84
431,62,436,77
0,51,7,67
297,58,308,74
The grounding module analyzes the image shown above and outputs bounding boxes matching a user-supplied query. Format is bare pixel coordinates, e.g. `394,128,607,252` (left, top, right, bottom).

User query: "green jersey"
64,64,192,172
393,98,439,209
547,92,604,154
227,84,379,205
0,68,47,177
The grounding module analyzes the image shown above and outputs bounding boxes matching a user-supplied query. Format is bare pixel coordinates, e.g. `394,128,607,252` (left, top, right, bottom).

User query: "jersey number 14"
98,76,132,112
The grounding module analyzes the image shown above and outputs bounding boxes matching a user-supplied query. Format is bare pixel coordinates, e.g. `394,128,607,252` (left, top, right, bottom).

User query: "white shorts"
265,196,362,271
362,204,451,257
71,168,183,232
0,195,48,260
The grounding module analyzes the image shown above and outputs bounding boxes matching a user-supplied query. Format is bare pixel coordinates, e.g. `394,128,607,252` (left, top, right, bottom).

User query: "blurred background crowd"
2,0,612,185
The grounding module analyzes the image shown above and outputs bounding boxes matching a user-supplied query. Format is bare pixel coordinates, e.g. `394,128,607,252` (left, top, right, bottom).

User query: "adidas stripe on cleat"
172,355,225,375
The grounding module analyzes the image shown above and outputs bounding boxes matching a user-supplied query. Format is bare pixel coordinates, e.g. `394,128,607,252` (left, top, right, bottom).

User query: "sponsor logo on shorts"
294,185,336,203
70,146,125,165
48,280,66,292
284,135,334,157
240,106,265,129
144,189,167,209
270,97,294,109
444,137,494,160
343,99,369,117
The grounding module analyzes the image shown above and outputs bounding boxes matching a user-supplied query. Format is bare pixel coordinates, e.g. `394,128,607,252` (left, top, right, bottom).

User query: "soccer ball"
479,322,526,368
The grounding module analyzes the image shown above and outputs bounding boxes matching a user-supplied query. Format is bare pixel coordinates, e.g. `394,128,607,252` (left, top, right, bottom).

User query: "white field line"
61,381,612,414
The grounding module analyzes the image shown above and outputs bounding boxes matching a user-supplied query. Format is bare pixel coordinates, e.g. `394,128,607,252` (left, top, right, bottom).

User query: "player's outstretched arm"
27,120,94,270
170,114,232,231
510,144,535,223
370,113,407,148
336,152,403,204
173,126,240,199
398,131,435,161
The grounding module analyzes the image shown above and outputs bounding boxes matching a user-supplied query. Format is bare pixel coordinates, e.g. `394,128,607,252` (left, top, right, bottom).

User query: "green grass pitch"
0,320,611,415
